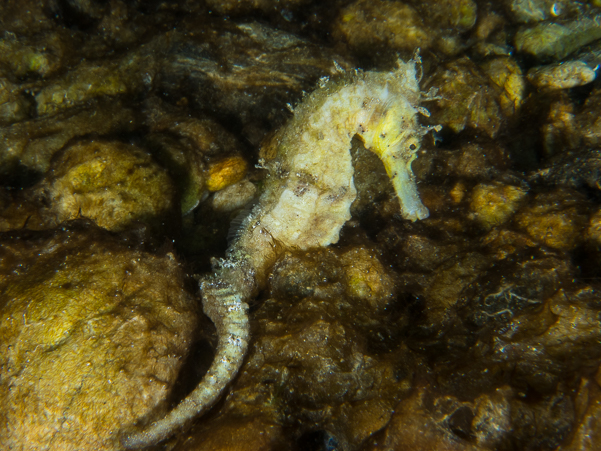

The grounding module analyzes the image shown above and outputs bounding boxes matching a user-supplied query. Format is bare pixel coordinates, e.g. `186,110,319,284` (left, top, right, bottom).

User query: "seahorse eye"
409,143,417,151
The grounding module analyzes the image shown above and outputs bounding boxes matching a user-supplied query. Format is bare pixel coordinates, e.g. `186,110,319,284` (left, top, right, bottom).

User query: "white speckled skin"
122,57,436,448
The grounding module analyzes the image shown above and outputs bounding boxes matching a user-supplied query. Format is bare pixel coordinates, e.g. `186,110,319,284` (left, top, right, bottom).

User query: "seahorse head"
357,93,422,165
354,80,437,222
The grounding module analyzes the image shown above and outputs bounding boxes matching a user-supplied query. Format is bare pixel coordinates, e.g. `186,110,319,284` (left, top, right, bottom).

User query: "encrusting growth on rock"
122,55,438,448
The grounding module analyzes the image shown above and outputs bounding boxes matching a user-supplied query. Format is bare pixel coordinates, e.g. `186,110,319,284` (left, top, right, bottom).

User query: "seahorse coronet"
121,56,437,448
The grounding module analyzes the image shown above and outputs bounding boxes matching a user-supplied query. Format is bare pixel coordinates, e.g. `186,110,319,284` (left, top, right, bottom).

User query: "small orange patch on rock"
206,156,248,192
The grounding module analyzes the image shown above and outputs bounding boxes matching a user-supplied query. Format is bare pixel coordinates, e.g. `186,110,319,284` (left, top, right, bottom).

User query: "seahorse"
122,55,439,448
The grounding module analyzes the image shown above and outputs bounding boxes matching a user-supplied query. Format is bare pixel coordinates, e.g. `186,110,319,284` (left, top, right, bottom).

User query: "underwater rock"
0,100,139,176
177,415,286,451
532,148,601,190
145,132,208,216
560,377,601,450
479,56,526,119
426,140,511,181
0,222,198,451
37,140,176,233
349,139,396,218
0,1,601,449
0,30,74,79
471,9,513,58
158,21,351,130
365,387,493,450
424,57,506,138
587,209,601,246
527,60,597,90
508,390,574,449
503,0,578,23
462,246,571,334
0,140,177,235
573,88,601,149
0,78,32,126
33,45,159,116
515,189,590,250
333,0,434,57
0,0,58,35
340,246,397,313
211,179,257,213
541,87,601,156
515,13,601,62
508,286,601,371
469,182,528,230
204,0,311,15
410,0,478,32
391,233,462,273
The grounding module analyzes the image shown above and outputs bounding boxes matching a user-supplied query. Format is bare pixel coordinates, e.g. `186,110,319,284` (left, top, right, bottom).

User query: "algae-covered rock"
0,100,139,175
560,377,601,450
424,57,506,138
1,1,601,449
37,140,176,233
539,87,601,157
350,139,394,217
411,0,478,32
372,384,571,451
528,60,597,90
0,78,31,126
587,209,601,245
462,248,571,333
0,222,198,450
0,139,175,236
504,0,578,23
204,0,310,15
532,148,601,189
475,283,601,404
480,56,526,119
515,189,590,250
422,252,491,326
146,133,208,215
0,31,73,79
333,0,434,57
515,14,601,61
469,182,528,230
158,21,351,130
539,92,578,158
365,387,488,451
340,246,397,313
34,47,159,116
427,140,512,181
471,10,513,58
178,415,286,451
0,0,57,35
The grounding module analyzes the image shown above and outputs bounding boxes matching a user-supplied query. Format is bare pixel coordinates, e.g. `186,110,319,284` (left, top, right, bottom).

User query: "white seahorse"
122,55,439,448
